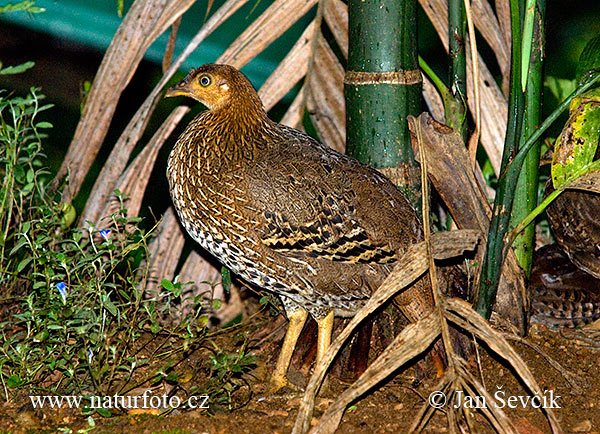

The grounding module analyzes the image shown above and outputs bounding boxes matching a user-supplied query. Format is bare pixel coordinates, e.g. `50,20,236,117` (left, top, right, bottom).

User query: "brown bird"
545,182,600,279
530,244,600,328
165,64,432,392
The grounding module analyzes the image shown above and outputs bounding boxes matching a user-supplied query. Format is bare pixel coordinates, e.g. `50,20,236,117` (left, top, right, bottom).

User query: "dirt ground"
1,310,599,434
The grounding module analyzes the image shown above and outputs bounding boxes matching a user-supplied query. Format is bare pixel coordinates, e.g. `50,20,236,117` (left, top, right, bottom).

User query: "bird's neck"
182,98,275,172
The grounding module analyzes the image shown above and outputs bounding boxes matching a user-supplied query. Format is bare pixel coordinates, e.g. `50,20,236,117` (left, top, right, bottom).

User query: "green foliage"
202,348,256,410
0,81,252,410
551,89,600,189
576,33,600,84
0,1,45,14
0,61,35,76
544,76,577,103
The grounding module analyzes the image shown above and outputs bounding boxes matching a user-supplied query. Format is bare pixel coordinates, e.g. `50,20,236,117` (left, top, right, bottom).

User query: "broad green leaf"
160,279,174,291
552,89,600,189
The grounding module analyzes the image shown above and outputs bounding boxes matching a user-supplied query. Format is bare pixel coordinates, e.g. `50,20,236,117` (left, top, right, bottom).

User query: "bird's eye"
199,75,211,87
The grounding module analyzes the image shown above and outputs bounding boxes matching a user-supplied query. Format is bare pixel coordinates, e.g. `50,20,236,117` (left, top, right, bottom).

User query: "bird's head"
165,64,262,113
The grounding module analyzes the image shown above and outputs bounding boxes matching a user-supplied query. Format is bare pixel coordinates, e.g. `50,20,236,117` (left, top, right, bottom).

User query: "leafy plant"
0,83,243,406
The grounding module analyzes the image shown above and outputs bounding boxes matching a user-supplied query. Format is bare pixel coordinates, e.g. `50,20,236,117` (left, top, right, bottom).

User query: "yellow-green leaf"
551,88,600,189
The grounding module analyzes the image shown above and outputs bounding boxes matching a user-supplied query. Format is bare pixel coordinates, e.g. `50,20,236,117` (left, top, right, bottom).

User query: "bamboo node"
344,70,422,85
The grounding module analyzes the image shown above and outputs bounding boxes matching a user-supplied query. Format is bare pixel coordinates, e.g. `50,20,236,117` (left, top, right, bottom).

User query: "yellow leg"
269,308,308,393
315,310,335,367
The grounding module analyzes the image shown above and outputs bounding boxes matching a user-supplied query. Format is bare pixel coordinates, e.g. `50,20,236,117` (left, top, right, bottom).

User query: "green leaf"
36,121,53,129
16,256,32,273
544,76,577,103
552,89,600,189
160,279,175,291
221,266,231,295
102,296,118,316
96,407,112,417
577,34,600,84
0,61,34,75
211,299,222,310
5,375,24,388
9,237,29,256
520,0,536,92
0,2,44,14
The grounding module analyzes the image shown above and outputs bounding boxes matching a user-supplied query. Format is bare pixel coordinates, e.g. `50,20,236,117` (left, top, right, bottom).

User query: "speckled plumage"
531,244,600,328
166,64,431,390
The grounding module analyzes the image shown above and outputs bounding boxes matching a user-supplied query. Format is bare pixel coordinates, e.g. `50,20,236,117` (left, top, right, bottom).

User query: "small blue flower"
88,349,94,363
55,282,67,304
99,229,111,240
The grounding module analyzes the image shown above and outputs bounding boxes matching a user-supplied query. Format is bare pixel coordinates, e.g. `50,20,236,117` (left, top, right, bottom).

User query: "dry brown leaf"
280,84,306,128
408,113,528,331
472,0,509,75
57,0,196,202
73,0,249,228
85,106,189,224
162,16,182,74
293,230,480,434
422,75,445,122
445,298,563,434
565,171,600,194
258,21,314,111
323,0,349,57
146,207,185,296
305,33,346,152
217,0,318,68
419,0,507,175
495,0,512,94
308,312,441,434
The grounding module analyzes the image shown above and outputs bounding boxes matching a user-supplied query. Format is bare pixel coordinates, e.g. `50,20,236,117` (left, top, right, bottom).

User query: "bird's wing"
258,196,397,263
243,130,413,264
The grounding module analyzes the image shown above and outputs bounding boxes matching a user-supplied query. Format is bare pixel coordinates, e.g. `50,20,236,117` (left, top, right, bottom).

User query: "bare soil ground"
1,312,599,434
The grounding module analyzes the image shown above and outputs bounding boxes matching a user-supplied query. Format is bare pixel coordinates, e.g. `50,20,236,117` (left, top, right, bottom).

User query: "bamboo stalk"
510,0,545,278
345,0,422,201
447,0,467,139
475,0,526,321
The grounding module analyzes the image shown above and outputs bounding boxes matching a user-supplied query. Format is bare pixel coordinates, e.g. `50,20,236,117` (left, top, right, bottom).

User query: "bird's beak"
165,79,192,98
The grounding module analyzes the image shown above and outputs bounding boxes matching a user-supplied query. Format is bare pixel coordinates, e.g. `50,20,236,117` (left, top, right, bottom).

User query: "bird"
530,244,600,328
545,182,600,279
165,64,432,392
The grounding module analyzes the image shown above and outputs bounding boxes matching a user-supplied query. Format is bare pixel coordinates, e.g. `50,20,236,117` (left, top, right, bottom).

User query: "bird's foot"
267,374,302,395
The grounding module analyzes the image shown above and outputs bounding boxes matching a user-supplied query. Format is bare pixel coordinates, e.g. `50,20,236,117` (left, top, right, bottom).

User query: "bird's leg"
315,310,334,392
269,306,308,393
315,310,334,367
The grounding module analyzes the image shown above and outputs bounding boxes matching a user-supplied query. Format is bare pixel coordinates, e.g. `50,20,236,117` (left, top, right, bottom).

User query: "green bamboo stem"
446,0,467,138
510,0,545,278
475,0,526,320
345,0,421,200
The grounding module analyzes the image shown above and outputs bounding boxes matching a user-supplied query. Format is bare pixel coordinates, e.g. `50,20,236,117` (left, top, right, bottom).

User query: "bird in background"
165,63,433,392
